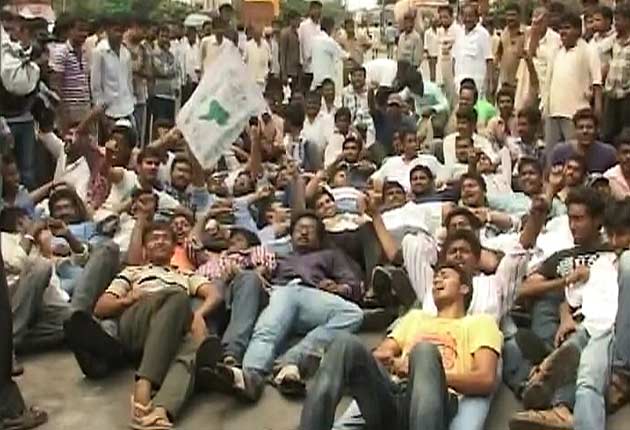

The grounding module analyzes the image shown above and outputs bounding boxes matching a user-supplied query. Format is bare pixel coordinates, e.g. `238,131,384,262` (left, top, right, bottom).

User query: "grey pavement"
15,333,630,430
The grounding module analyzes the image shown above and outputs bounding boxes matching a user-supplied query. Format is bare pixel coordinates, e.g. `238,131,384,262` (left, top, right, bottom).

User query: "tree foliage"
52,0,197,21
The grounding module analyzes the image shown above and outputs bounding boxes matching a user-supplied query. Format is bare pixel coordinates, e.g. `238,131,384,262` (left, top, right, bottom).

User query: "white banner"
176,45,267,168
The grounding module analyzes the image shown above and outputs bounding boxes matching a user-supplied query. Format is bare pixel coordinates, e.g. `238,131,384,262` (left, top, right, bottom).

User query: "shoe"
521,342,580,410
222,355,239,367
63,310,125,379
389,267,416,309
607,370,630,414
515,329,551,366
3,406,48,430
509,405,574,430
194,335,222,392
371,266,395,307
11,352,23,377
273,364,306,398
211,365,265,402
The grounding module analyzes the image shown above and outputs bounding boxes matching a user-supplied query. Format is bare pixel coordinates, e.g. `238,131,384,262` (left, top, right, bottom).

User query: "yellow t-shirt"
389,310,503,376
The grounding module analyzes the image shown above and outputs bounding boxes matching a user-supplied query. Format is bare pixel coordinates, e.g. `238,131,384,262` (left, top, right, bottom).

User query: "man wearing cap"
91,15,136,131
298,1,323,92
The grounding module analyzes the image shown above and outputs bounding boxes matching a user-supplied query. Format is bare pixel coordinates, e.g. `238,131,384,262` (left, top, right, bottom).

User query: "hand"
362,193,381,217
470,207,490,224
565,265,590,286
372,348,395,369
554,317,577,347
190,312,208,339
122,288,147,306
132,197,155,221
529,195,550,216
391,355,409,378
318,279,342,293
221,261,241,283
547,165,565,193
26,219,48,238
255,185,274,200
47,218,70,238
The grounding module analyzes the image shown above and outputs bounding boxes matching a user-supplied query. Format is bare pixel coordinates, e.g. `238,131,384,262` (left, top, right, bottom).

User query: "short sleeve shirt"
106,264,208,297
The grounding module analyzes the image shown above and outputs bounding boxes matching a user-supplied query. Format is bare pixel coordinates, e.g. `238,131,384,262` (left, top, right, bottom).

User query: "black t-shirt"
537,244,613,280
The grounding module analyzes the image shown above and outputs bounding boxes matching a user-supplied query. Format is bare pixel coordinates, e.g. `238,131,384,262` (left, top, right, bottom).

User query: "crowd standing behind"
2,1,630,430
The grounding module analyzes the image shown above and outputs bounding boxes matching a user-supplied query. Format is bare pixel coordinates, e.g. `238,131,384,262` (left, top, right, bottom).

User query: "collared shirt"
302,111,334,150
514,28,562,111
151,44,179,98
311,32,346,89
605,34,630,99
424,27,439,58
506,136,546,165
272,248,362,302
200,35,230,74
268,36,280,76
279,26,300,79
163,183,213,215
549,141,616,173
590,28,616,65
436,22,464,85
244,38,271,85
399,82,449,116
298,18,321,73
604,165,630,200
107,264,208,297
341,84,375,146
546,39,602,118
397,30,423,67
453,24,493,95
124,38,151,104
371,154,445,191
337,29,370,69
442,132,494,168
179,37,201,84
498,25,526,87
90,38,135,118
49,40,90,112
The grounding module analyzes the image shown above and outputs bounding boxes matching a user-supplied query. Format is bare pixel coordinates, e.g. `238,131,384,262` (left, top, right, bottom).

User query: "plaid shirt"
605,35,630,99
341,85,375,140
197,246,277,281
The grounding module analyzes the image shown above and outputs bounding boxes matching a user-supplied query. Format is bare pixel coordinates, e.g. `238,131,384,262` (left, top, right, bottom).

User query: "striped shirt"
197,247,277,281
106,264,209,297
50,41,91,108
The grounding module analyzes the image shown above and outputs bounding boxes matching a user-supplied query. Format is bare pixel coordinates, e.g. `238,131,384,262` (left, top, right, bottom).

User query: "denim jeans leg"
8,121,36,190
221,270,267,362
406,342,453,430
70,241,120,313
502,335,532,398
613,251,630,375
448,395,493,430
242,286,299,374
300,333,399,430
574,329,613,430
278,287,363,370
530,289,563,349
551,327,590,408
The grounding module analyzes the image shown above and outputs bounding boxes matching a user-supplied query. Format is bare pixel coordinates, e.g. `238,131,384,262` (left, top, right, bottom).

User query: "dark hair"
549,1,566,14
305,90,322,102
230,227,261,247
321,16,335,33
517,105,541,126
455,106,478,124
566,186,606,219
309,188,335,210
334,107,351,122
142,221,176,244
504,2,521,14
290,209,326,242
309,0,323,9
170,154,192,173
565,155,587,174
382,180,405,195
0,207,28,233
444,206,482,231
131,187,159,206
460,172,487,192
459,80,479,103
615,127,630,147
320,78,335,89
604,198,630,232
517,157,543,175
560,12,582,30
342,135,363,150
434,261,474,308
170,207,194,225
351,66,367,76
594,5,614,22
437,5,453,16
1,152,17,167
375,86,392,107
410,164,434,181
441,228,483,260
496,86,515,103
112,125,137,149
573,108,598,127
48,188,88,222
285,103,306,128
137,146,163,165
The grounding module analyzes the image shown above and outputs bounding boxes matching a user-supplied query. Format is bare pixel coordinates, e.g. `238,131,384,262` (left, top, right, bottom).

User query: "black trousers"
0,242,26,420
602,94,630,143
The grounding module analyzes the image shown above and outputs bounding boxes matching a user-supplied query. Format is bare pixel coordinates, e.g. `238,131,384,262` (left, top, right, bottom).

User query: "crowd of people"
1,0,630,429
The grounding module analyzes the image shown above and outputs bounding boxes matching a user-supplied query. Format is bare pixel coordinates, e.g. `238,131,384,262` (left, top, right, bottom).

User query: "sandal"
130,410,173,430
130,396,153,423
3,406,48,430
275,375,307,398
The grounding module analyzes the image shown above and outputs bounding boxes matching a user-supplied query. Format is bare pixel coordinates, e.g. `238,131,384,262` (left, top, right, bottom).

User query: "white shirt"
402,231,531,325
244,39,271,85
452,23,493,96
436,22,464,85
371,154,445,191
364,58,398,87
298,18,321,73
311,32,347,89
180,37,201,84
442,132,494,169
424,27,440,57
200,35,230,74
301,111,334,150
90,38,135,118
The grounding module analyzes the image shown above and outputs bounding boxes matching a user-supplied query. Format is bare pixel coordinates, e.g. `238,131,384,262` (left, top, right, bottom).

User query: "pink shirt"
604,165,630,200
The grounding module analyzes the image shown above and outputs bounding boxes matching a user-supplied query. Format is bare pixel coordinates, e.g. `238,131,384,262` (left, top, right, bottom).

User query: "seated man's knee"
326,333,365,359
409,341,441,363
233,270,263,290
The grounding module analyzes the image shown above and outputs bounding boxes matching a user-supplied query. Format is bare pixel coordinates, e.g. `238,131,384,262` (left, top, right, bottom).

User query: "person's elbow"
476,367,498,396
93,293,115,318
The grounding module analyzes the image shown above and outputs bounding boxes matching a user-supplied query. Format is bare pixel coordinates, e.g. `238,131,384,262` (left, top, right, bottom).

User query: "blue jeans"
242,285,363,374
301,334,456,430
552,326,613,430
614,251,630,375
7,120,36,190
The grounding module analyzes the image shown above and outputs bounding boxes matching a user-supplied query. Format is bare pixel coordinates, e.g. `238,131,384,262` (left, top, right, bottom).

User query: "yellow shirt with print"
389,310,503,376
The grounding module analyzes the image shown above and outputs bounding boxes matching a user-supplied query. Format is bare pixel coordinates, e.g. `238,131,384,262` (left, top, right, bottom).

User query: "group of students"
2,0,630,430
